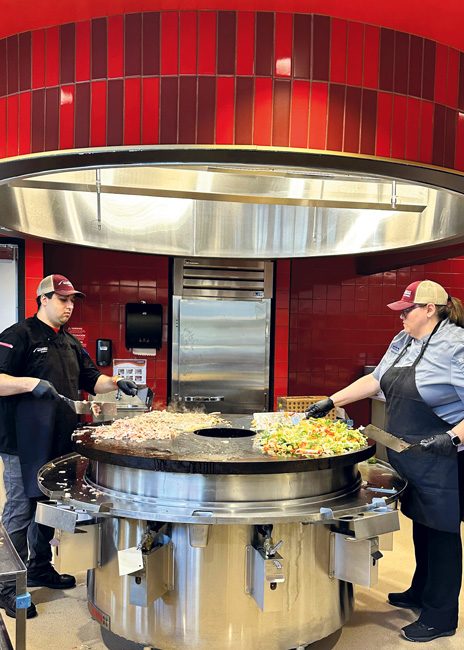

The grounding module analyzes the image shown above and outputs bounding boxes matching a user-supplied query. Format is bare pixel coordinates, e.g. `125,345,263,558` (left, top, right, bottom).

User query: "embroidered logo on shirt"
0,342,13,349
392,345,400,352
33,346,48,354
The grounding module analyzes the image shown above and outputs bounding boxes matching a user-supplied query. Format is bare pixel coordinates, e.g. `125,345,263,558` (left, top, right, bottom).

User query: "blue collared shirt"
372,319,464,426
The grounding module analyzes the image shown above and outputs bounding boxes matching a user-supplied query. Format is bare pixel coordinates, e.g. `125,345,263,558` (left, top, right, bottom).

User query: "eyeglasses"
400,304,424,319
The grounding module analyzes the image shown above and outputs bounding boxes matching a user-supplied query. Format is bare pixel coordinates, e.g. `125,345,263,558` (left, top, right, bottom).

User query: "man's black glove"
31,379,61,401
115,378,138,396
420,434,456,456
305,397,334,419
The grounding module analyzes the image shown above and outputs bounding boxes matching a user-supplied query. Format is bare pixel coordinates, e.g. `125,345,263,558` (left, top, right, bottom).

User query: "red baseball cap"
387,280,449,311
36,274,86,298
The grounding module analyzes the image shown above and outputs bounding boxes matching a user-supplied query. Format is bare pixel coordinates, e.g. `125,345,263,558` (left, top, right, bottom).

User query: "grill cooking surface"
73,415,375,474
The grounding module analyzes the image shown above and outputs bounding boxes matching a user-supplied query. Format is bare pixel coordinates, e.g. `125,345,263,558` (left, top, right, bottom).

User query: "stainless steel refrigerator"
171,258,273,414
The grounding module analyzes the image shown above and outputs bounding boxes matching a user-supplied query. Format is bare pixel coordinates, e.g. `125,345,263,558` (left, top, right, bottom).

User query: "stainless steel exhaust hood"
1,146,464,259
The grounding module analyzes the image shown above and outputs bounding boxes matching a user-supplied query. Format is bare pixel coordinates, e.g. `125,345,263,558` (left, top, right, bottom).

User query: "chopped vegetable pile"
253,417,368,458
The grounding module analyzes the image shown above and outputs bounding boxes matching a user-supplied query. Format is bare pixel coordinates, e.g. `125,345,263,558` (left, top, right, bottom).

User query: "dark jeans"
408,452,464,631
0,453,53,594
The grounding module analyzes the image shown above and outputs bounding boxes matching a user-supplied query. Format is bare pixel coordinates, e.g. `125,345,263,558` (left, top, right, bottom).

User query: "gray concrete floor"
1,514,463,650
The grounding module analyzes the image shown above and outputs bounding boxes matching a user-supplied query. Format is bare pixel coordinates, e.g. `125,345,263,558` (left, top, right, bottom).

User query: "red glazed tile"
275,12,292,78
272,79,291,147
391,94,407,159
308,82,328,150
142,77,159,144
60,23,75,85
45,86,59,150
379,28,394,92
312,15,330,82
31,88,45,153
327,84,345,152
198,11,216,75
7,35,18,94
408,35,422,97
106,79,123,145
235,76,254,144
46,26,59,87
74,82,90,148
216,76,234,145
423,39,436,102
59,85,75,149
431,104,445,167
455,111,464,171
124,78,141,145
444,107,457,168
419,100,433,163
290,80,310,148
6,94,18,157
405,97,420,161
159,77,178,143
435,44,448,105
343,86,361,153
375,92,392,157
360,89,377,155
236,11,255,75
179,11,197,74
347,22,363,87
108,15,124,79
253,77,272,145
458,52,464,111
90,80,107,147
18,91,31,155
293,13,311,80
91,18,107,80
255,12,274,77
0,39,6,97
446,48,459,108
179,75,197,143
363,25,379,89
394,31,409,95
330,18,347,84
217,11,236,75
75,21,91,83
125,13,142,77
161,11,179,76
143,12,160,76
19,31,32,92
197,76,215,144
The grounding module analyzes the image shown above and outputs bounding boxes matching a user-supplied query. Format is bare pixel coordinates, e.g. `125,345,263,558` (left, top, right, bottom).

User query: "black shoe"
401,620,455,642
388,590,422,609
0,591,37,619
27,566,76,590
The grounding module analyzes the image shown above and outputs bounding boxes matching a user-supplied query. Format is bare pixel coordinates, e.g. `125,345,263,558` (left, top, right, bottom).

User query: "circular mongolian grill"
37,415,406,650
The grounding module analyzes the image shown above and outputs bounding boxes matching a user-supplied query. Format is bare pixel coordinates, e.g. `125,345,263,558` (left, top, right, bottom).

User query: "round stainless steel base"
89,517,353,650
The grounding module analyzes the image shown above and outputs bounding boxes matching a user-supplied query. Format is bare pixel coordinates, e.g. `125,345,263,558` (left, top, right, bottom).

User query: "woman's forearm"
330,373,381,407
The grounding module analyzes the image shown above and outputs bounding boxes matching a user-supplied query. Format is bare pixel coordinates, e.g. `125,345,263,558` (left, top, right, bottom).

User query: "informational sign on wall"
67,326,88,348
113,359,147,385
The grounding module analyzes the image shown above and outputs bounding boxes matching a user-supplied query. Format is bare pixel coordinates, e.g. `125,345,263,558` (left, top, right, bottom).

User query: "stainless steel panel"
89,517,354,649
172,298,270,413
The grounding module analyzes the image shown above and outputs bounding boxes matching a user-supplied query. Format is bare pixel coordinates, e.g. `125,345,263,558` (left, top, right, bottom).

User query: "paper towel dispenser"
125,303,163,351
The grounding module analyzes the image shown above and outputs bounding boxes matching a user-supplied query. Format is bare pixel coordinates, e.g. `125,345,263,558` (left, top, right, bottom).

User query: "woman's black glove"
305,397,334,419
420,434,456,456
31,379,61,401
115,378,138,396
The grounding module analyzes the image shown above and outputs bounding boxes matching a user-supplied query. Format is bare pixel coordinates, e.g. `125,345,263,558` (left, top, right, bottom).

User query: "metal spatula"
361,424,421,453
58,393,117,417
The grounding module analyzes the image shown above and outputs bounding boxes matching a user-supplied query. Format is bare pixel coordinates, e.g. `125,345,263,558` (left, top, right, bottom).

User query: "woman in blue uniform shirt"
306,279,464,643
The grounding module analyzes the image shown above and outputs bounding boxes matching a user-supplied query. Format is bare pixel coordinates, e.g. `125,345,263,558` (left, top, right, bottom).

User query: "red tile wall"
43,244,169,407
24,239,44,317
289,257,464,427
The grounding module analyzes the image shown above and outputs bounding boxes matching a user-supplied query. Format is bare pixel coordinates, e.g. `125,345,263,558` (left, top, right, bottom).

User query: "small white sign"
118,547,144,576
113,358,147,385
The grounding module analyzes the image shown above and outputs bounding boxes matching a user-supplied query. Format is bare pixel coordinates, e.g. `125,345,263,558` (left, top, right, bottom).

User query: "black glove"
116,378,138,396
420,434,456,456
305,397,334,419
31,379,61,401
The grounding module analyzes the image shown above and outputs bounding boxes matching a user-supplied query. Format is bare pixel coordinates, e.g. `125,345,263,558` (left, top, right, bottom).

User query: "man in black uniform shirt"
0,274,137,619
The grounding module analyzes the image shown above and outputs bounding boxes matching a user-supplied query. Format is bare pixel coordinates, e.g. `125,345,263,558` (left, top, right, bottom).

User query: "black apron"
380,324,460,533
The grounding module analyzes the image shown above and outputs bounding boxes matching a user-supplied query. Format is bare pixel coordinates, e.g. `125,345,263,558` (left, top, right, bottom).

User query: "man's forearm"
0,373,39,396
94,374,118,394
